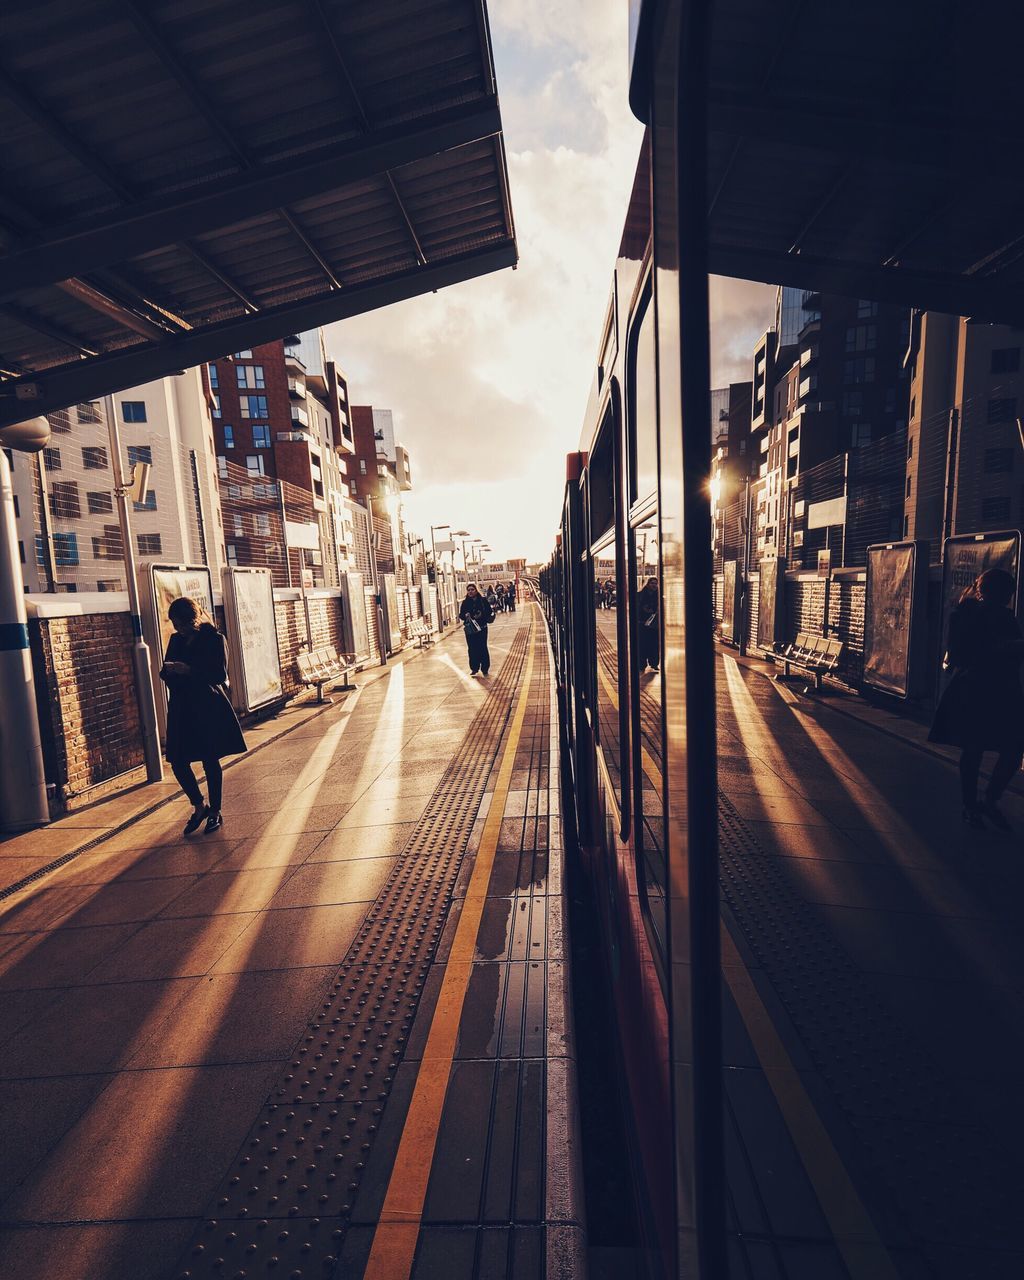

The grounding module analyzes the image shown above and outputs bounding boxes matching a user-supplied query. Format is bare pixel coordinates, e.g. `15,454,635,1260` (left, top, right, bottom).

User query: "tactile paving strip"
171,622,534,1280
717,790,1019,1255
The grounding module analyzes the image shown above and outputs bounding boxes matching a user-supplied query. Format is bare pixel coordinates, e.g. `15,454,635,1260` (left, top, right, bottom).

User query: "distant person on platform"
460,583,494,676
929,568,1024,830
638,576,660,673
486,585,499,614
506,582,517,612
160,596,247,836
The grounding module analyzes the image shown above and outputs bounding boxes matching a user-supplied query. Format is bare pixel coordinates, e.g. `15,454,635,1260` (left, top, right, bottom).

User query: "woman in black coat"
459,583,494,676
637,576,660,672
160,596,247,835
929,568,1024,829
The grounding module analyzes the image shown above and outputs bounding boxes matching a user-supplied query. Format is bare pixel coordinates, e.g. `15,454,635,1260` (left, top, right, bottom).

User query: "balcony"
290,405,309,429
799,345,818,368
284,349,306,374
288,377,306,399
798,375,818,398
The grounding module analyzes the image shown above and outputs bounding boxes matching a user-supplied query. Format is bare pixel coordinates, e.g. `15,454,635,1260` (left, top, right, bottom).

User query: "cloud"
324,4,775,563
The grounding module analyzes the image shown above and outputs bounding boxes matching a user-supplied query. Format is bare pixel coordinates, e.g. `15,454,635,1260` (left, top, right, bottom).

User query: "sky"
324,1,774,566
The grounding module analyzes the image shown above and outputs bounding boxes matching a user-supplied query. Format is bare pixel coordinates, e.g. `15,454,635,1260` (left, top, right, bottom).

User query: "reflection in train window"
632,513,666,966
588,419,615,543
593,538,622,800
628,281,657,505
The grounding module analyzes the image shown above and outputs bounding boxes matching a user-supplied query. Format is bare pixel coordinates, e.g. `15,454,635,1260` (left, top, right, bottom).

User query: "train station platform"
716,648,1024,1280
0,605,582,1280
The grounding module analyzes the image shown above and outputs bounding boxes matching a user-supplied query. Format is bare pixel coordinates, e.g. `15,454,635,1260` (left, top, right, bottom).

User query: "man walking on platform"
460,582,494,676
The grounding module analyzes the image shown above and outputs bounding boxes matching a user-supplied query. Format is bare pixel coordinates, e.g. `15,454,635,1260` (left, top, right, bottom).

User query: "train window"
593,538,623,801
588,419,615,542
632,512,666,967
628,282,658,504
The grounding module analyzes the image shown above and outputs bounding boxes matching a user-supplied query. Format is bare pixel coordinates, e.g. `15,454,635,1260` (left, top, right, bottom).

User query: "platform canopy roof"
0,0,516,426
669,0,1024,324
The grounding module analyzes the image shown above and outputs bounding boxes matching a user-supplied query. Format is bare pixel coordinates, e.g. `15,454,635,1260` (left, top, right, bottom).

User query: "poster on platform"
222,567,282,711
722,560,740,645
864,542,922,698
150,564,215,669
939,530,1021,682
757,556,785,652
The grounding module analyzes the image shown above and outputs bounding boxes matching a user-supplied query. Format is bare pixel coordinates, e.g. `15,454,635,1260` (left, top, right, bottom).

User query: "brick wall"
30,612,144,799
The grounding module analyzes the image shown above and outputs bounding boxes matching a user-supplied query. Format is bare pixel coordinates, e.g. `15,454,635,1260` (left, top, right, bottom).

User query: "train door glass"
632,511,666,965
629,280,658,504
593,536,622,798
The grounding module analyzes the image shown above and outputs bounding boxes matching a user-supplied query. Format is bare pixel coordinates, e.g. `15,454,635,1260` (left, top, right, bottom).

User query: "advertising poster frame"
863,541,928,699
339,572,370,663
756,556,785,652
938,529,1021,688
147,563,216,730
721,560,741,645
221,567,283,713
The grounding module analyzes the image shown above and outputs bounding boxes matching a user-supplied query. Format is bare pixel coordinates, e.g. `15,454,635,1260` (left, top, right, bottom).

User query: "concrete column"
0,446,50,831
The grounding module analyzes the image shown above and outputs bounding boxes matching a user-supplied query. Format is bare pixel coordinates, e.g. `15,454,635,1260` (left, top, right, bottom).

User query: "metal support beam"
0,98,501,302
276,210,343,290
709,242,1024,327
0,241,517,426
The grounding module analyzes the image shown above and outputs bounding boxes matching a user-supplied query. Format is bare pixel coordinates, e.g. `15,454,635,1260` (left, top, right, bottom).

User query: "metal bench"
408,619,435,649
776,633,845,692
295,644,354,704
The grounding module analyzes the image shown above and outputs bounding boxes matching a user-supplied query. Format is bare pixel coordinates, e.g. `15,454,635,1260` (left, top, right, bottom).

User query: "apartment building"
208,329,355,587
904,315,1024,547
10,370,222,594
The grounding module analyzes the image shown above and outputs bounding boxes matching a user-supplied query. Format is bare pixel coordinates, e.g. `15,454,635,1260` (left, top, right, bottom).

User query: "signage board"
863,542,927,699
148,563,216,727
381,573,402,653
757,556,785,652
339,572,370,662
939,530,1021,681
721,560,741,645
807,496,847,529
222,567,282,712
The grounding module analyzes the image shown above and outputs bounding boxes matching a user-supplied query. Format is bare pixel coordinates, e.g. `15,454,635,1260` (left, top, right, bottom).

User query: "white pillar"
0,446,49,831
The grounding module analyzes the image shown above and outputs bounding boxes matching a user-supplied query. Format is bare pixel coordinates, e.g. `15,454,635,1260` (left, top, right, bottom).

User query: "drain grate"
171,622,534,1279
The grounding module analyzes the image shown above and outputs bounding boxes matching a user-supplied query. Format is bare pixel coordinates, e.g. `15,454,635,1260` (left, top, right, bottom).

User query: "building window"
255,512,270,537
97,580,121,592
82,446,108,469
19,541,25,564
843,356,876,383
233,350,253,359
127,444,152,466
246,455,266,477
845,324,877,352
122,401,147,423
223,425,235,449
77,401,101,424
907,435,914,459
857,299,879,318
12,495,18,519
49,480,81,519
988,397,1017,424
87,490,114,515
906,475,912,497
985,447,1015,474
991,347,1021,374
903,514,910,537
93,527,124,559
53,532,80,566
359,459,367,474
137,533,162,556
208,363,219,388
133,489,157,512
43,446,61,471
241,395,269,419
211,395,222,419
981,495,1012,525
226,543,238,565
252,423,271,448
228,483,242,499
217,455,228,480
851,423,873,447
236,364,266,389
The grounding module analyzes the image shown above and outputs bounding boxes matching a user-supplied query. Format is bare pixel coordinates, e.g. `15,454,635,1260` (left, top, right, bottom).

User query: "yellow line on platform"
362,614,537,1280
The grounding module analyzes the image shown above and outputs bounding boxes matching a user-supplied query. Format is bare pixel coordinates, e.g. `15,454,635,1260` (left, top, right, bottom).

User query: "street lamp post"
429,523,450,626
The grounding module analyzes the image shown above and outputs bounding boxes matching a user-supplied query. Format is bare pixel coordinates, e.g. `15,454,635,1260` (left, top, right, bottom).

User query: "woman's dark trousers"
172,758,223,812
959,747,1023,810
466,629,490,674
